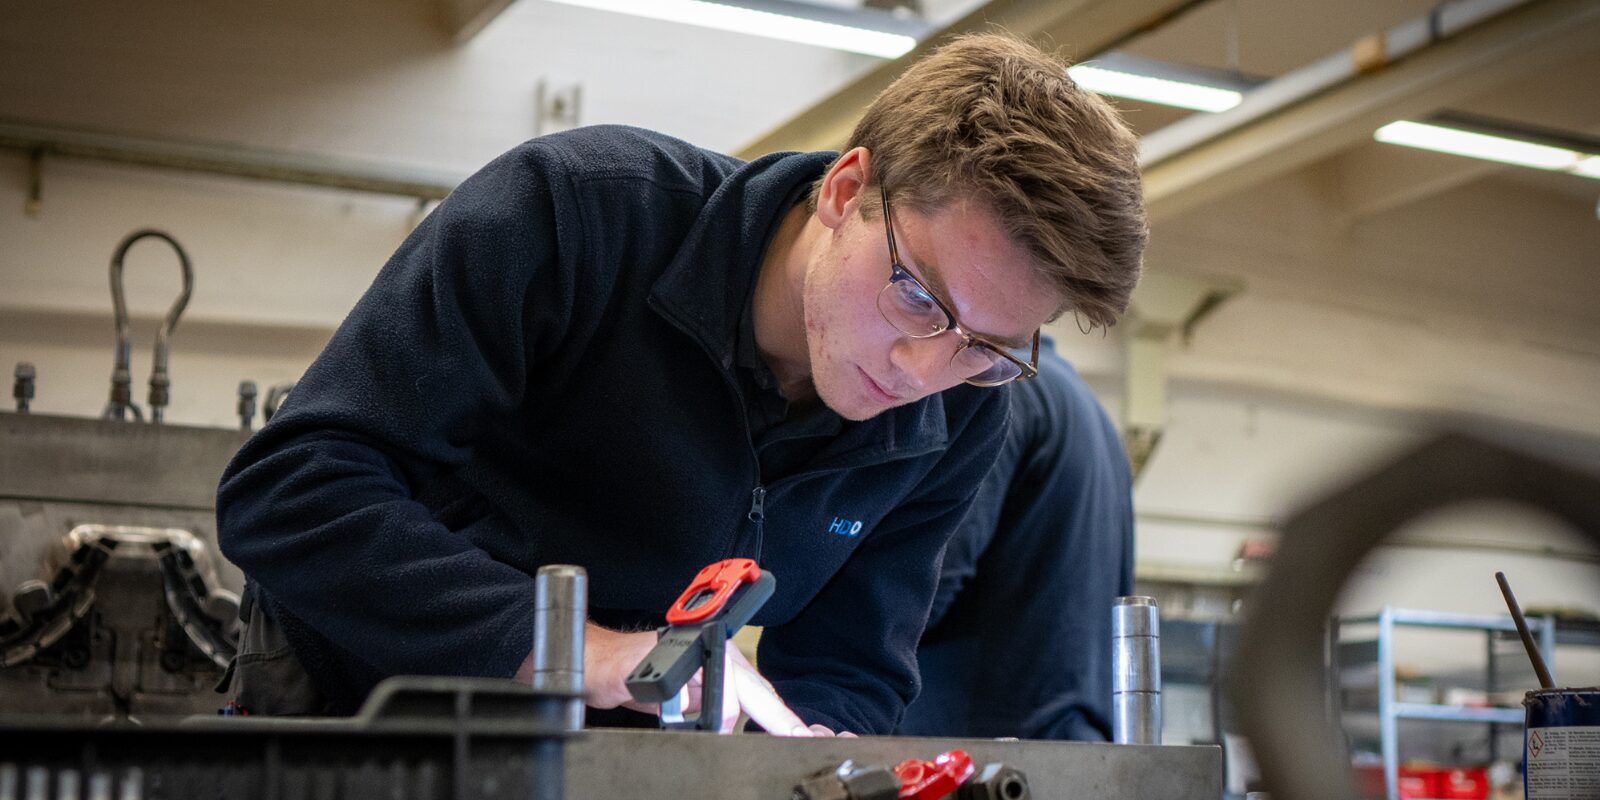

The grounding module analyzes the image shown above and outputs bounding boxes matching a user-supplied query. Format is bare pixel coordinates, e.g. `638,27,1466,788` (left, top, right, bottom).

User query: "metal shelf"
1340,706,1526,726
1391,704,1524,724
1333,606,1560,800
1340,608,1546,633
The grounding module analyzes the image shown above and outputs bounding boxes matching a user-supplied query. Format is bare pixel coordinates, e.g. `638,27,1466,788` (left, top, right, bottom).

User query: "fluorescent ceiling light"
1067,64,1243,113
1375,120,1600,180
546,0,916,59
1571,156,1600,180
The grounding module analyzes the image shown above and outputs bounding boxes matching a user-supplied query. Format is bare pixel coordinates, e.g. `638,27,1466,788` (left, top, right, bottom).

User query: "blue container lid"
1525,688,1600,727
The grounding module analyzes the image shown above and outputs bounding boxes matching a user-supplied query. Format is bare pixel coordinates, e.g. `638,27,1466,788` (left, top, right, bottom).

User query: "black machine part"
0,412,249,719
1,523,241,718
955,763,1032,800
792,760,901,800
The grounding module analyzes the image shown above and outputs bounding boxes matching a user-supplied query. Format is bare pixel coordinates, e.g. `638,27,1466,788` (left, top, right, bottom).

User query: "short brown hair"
824,33,1146,329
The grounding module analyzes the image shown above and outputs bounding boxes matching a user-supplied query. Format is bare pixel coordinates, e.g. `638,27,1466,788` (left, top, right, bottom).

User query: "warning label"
1527,727,1600,800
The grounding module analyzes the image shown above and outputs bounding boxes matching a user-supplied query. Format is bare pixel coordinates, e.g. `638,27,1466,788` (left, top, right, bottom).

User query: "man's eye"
895,284,938,316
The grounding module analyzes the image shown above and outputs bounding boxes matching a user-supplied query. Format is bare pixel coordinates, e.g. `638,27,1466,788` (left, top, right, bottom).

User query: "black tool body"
625,558,775,731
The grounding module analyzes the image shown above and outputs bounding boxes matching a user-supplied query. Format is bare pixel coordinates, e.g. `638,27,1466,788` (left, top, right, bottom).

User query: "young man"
216,34,1146,735
900,337,1135,740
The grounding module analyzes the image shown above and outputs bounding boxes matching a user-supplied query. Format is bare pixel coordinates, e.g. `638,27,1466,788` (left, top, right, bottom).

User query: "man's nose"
888,335,957,396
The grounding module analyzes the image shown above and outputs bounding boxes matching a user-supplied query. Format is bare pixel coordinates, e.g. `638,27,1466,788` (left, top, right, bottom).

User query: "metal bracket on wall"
25,148,42,216
1120,271,1243,479
535,80,583,138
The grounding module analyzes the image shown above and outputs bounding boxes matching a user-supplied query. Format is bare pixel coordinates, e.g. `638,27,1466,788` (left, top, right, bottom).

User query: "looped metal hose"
262,382,294,423
104,230,193,423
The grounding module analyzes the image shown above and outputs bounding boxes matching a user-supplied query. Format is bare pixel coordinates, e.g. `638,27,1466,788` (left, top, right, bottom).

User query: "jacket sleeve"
216,142,579,683
755,393,1010,735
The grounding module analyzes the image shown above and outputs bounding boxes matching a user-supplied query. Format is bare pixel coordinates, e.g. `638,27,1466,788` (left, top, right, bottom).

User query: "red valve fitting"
893,749,975,800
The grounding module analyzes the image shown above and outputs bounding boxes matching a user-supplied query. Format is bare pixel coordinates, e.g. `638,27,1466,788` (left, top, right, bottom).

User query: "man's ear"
815,147,873,230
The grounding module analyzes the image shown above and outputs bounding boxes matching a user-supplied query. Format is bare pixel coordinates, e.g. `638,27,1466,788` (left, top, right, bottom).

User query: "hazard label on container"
1527,727,1600,800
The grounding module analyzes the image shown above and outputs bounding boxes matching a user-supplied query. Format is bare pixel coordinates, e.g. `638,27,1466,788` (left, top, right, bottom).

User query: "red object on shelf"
894,749,976,800
1438,767,1489,799
1351,765,1488,800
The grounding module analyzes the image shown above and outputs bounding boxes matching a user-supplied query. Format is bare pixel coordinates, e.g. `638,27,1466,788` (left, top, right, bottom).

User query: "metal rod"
1112,596,1161,744
0,119,458,201
532,564,587,730
1378,607,1398,800
1494,571,1555,689
104,230,193,424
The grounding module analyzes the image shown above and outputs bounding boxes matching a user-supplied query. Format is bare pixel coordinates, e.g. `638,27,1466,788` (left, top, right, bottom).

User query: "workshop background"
3,1,1599,798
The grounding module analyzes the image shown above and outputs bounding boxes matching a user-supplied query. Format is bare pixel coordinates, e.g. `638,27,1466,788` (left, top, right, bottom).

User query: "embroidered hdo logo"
827,517,863,537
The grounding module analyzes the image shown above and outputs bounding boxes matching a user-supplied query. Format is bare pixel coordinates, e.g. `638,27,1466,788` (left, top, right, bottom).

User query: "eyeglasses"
875,190,1039,387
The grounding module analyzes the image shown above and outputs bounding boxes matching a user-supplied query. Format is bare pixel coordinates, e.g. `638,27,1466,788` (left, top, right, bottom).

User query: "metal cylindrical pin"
532,564,587,730
1113,595,1161,745
13,362,34,413
237,381,257,431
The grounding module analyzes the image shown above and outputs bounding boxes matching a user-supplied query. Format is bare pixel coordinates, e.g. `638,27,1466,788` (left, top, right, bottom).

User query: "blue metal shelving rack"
1334,607,1557,800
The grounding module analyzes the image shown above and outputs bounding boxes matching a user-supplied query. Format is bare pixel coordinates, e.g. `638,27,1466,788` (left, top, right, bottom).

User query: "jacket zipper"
747,485,767,561
655,314,766,563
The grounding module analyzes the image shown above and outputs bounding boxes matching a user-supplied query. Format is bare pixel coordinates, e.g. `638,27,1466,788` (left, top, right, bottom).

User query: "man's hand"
582,623,664,711
516,623,851,735
514,623,655,710
515,623,743,714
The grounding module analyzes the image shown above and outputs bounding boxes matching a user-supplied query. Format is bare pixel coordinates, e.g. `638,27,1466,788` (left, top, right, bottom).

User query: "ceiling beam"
1324,142,1502,224
734,0,1203,160
1141,0,1600,223
437,0,517,43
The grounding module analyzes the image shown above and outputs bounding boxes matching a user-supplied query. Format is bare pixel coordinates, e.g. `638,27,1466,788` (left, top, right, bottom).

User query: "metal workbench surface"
566,728,1222,799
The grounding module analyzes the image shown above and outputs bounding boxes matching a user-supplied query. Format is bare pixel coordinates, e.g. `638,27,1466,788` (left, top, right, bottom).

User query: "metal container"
1524,687,1600,800
532,565,587,730
1112,595,1161,745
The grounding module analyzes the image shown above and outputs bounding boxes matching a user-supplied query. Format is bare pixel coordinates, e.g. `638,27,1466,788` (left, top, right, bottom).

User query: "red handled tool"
625,558,775,732
666,559,766,626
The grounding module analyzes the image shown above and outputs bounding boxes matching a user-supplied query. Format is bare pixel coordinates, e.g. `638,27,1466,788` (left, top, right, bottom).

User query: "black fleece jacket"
216,125,1008,734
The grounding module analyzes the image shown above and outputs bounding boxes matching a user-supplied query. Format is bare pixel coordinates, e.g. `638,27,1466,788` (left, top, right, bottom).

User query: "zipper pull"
748,486,766,523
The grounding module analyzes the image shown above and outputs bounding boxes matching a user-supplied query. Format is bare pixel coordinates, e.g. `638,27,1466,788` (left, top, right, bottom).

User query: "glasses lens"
953,344,1022,387
878,277,947,338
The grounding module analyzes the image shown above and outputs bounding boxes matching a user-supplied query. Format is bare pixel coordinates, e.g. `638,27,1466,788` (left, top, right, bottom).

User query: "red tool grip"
665,558,763,625
894,750,975,800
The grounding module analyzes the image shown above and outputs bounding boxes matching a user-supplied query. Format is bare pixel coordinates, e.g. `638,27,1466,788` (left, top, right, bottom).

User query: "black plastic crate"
0,676,579,800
